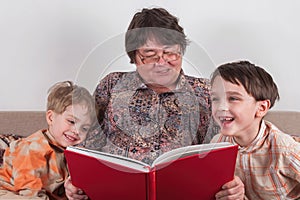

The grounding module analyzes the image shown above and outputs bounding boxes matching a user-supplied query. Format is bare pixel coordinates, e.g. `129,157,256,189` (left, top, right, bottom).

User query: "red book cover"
154,146,238,200
65,142,238,200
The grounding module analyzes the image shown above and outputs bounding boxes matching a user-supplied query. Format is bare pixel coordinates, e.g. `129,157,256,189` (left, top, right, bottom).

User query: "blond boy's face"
211,76,264,145
47,104,92,148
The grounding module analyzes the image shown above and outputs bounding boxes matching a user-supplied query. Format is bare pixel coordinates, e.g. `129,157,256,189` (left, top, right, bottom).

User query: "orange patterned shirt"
0,130,68,199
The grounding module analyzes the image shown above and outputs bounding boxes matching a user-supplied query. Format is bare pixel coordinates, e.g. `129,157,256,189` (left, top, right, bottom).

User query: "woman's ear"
255,100,271,118
46,110,54,125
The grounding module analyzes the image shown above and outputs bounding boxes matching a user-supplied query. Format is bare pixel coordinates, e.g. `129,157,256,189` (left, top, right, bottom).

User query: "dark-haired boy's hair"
211,60,280,108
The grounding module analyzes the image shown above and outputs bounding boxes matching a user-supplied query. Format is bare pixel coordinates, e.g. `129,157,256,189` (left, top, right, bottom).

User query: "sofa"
1,110,299,137
0,110,300,165
0,111,47,137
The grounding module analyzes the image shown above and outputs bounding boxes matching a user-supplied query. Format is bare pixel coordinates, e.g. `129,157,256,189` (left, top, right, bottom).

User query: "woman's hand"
215,176,245,200
64,176,88,200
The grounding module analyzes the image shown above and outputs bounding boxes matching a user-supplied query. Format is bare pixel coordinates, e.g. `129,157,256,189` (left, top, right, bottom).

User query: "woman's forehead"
140,39,180,49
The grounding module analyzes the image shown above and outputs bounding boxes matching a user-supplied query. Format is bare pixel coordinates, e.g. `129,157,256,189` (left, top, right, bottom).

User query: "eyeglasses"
137,49,182,64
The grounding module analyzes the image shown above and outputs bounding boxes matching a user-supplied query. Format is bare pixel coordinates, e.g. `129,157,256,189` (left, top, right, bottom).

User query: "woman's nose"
156,54,168,64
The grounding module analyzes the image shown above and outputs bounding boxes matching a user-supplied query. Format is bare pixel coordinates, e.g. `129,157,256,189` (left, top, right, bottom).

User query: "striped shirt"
211,120,300,200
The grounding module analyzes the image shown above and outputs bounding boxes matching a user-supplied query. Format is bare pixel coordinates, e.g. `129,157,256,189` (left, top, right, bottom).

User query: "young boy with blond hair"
0,81,95,199
211,60,300,200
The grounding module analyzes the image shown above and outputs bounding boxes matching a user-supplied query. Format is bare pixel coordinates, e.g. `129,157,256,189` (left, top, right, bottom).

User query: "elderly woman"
65,7,245,200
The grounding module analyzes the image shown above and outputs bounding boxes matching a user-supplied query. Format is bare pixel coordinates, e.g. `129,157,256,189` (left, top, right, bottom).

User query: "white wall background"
1,0,299,111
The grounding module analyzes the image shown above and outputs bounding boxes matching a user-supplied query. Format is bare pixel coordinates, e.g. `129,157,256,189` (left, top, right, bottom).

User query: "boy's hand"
215,176,245,200
64,176,88,200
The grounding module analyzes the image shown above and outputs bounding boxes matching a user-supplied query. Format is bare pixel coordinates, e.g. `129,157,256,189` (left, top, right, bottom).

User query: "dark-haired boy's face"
135,39,182,91
211,76,262,145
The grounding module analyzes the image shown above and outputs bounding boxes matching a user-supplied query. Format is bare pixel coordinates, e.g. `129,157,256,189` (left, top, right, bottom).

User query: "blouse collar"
111,70,193,94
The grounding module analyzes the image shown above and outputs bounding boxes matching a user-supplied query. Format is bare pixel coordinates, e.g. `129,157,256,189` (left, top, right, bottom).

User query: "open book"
65,142,238,200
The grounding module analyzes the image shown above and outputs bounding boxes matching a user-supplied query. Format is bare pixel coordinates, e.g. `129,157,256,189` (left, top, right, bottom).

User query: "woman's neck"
147,83,175,94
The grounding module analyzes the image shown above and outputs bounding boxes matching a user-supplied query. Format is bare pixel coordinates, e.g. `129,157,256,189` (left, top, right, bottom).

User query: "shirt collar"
44,130,65,152
111,70,193,94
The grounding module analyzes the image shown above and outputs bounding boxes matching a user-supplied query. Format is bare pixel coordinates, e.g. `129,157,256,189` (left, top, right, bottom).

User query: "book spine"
147,168,156,200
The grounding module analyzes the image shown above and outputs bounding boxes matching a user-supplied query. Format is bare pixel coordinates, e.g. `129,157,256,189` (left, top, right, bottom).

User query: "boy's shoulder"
265,120,300,149
20,129,46,142
9,130,50,151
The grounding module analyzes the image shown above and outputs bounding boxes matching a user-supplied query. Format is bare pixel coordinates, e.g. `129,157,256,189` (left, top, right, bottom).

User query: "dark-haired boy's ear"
255,100,271,118
46,110,54,125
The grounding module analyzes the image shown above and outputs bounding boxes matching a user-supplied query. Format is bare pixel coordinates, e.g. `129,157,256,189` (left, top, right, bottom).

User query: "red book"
65,142,238,200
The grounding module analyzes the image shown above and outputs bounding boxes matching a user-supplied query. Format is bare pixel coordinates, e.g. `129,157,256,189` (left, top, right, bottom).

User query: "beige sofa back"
0,111,47,137
265,111,300,136
0,110,299,137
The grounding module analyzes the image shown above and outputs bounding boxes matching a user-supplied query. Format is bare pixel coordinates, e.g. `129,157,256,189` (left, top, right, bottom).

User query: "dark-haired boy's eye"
229,96,239,101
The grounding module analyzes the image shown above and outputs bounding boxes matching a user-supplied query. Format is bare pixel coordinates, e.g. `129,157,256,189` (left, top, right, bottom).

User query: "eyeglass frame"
136,48,182,64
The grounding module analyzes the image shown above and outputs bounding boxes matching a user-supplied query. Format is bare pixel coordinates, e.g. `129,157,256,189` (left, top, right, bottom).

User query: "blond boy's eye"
68,120,75,124
81,126,90,133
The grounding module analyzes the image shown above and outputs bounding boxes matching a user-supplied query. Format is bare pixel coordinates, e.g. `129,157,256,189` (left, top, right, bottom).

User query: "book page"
66,146,150,173
152,142,234,167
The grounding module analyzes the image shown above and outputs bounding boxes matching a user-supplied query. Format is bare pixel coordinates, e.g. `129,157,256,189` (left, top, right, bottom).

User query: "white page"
152,142,234,166
67,146,150,173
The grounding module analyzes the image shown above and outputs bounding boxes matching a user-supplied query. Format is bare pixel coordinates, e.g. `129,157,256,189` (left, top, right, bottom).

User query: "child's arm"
0,141,48,197
286,142,300,182
278,140,300,198
1,136,66,198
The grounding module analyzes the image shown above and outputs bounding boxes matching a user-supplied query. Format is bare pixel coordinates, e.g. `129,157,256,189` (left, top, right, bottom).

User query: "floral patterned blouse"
83,70,214,164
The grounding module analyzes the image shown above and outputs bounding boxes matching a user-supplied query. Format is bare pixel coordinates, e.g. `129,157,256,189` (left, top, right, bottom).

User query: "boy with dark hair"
211,60,300,199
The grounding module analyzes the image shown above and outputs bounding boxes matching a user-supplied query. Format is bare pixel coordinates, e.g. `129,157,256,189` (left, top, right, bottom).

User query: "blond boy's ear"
46,110,54,125
256,99,271,118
